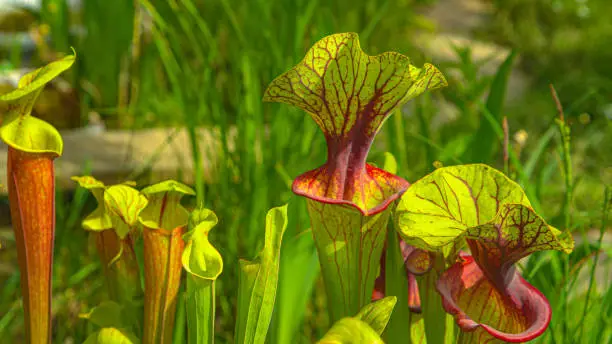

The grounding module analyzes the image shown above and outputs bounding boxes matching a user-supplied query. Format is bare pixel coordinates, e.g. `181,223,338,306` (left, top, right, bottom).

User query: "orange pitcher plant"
0,53,75,343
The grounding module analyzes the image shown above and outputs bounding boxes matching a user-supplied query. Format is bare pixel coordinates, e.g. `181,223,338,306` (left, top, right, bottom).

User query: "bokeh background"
0,0,610,342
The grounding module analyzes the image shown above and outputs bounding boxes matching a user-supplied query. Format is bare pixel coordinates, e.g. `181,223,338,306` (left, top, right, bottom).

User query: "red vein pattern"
264,32,446,216
307,199,391,322
437,253,550,343
465,204,573,294
396,164,532,251
437,204,573,343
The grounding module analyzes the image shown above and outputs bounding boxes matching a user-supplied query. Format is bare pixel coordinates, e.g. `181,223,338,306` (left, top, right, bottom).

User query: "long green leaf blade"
235,205,289,344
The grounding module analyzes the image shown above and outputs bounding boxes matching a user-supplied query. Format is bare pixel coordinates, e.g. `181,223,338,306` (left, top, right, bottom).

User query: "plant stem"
94,231,143,333
185,278,216,344
143,226,185,344
7,148,56,344
307,201,391,323
418,253,455,344
172,285,187,344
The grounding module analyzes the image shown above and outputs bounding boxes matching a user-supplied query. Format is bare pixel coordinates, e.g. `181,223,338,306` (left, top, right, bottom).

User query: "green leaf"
355,296,397,336
317,318,383,344
382,152,398,175
79,301,125,329
139,179,195,230
235,205,289,344
182,206,223,344
83,327,139,344
321,296,397,343
71,176,113,231
382,227,415,343
395,164,531,251
1,52,76,102
0,52,75,156
270,229,320,344
104,185,148,239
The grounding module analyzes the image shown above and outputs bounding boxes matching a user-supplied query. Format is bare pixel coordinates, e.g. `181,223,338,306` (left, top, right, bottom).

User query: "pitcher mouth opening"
292,163,410,216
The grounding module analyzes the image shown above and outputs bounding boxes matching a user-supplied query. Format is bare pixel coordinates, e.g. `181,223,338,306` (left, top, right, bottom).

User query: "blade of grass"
464,50,517,162
579,187,610,340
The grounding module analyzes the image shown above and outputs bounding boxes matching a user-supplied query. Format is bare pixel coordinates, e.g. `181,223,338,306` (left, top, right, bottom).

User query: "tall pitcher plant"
264,32,447,322
0,53,75,343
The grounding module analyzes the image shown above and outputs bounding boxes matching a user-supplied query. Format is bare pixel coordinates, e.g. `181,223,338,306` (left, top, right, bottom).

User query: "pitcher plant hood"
264,32,447,215
395,164,574,342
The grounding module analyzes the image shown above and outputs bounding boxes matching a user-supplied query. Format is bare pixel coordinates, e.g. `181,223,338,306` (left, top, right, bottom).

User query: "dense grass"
0,0,610,343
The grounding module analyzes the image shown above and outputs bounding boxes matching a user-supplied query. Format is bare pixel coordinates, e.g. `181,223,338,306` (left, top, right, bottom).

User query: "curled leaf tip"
437,254,551,343
104,185,148,238
140,179,195,196
0,52,75,156
72,175,106,190
355,296,397,336
2,52,76,102
466,203,574,290
265,32,446,215
182,207,223,282
436,201,573,342
187,206,219,236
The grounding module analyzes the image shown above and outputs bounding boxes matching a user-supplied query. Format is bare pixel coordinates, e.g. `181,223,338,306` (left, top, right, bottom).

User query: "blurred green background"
0,0,610,343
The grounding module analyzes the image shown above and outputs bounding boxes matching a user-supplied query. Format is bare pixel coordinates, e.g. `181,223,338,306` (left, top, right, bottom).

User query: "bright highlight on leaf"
83,327,138,344
318,318,383,344
355,296,397,336
264,32,447,215
395,164,531,251
182,207,223,283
